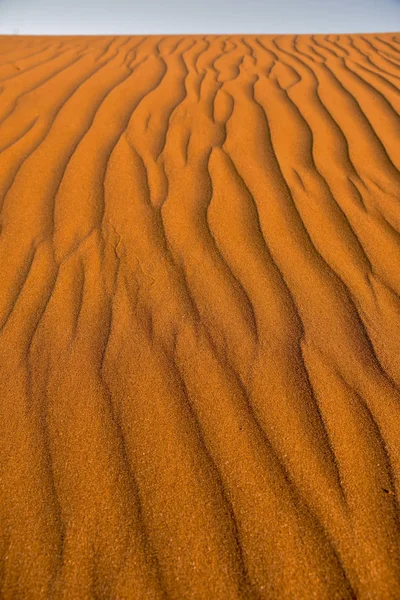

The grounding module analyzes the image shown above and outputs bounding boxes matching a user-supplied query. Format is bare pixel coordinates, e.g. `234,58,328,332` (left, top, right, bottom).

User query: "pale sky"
0,0,399,35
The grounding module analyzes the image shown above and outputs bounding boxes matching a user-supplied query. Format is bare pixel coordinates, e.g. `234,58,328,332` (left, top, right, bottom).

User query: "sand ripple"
0,33,399,598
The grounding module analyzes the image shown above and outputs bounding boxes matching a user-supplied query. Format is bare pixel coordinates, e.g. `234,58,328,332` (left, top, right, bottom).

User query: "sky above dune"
0,0,399,35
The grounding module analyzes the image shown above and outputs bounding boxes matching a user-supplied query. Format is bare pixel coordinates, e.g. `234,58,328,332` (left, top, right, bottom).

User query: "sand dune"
0,32,399,598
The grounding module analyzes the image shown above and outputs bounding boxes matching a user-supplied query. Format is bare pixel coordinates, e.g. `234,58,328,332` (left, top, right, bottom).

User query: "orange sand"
0,33,399,599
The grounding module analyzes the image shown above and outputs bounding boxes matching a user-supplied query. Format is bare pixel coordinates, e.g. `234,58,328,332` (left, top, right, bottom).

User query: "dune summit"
0,33,400,599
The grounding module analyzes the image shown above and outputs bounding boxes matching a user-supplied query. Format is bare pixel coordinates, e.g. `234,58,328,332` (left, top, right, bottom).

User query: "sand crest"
0,33,400,598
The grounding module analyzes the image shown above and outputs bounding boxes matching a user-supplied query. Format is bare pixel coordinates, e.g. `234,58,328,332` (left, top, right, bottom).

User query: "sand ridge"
0,33,399,598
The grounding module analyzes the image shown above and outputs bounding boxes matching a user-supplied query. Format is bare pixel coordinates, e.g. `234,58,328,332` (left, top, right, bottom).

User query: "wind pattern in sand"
0,33,400,599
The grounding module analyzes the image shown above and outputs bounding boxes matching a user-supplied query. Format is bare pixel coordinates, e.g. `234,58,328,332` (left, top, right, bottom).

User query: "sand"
0,32,399,599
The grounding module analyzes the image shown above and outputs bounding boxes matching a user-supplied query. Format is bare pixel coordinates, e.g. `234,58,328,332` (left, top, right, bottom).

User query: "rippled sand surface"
0,33,400,599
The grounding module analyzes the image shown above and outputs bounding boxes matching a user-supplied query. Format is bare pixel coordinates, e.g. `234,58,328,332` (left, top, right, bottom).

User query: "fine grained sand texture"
0,33,399,599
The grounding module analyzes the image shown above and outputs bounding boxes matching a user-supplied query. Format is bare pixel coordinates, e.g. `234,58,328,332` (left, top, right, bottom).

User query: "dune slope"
0,33,400,599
